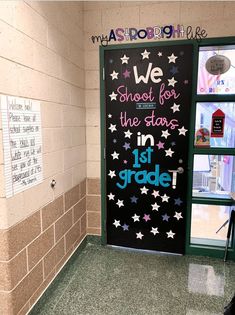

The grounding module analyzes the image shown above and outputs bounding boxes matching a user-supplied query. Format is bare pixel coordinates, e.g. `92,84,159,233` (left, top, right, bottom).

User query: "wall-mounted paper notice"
0,95,43,198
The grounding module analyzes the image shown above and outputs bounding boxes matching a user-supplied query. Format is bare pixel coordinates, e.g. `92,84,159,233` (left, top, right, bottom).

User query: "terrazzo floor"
30,242,235,315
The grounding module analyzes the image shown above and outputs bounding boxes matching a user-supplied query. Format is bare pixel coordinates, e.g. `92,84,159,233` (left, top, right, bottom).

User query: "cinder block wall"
0,1,86,314
84,0,235,234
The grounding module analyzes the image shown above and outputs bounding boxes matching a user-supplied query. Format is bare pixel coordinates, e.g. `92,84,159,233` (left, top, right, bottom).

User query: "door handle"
168,167,184,174
177,167,184,174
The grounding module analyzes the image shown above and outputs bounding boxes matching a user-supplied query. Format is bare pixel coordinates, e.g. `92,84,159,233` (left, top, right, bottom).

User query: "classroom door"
104,43,194,254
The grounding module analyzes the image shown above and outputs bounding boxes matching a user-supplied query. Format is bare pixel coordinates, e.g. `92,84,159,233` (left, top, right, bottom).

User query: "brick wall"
0,1,85,314
86,178,101,235
0,180,86,314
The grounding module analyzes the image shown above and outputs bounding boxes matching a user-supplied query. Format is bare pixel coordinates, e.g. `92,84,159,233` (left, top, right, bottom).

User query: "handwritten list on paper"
1,95,43,198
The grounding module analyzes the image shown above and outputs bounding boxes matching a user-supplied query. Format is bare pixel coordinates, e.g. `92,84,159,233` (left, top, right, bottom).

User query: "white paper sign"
1,95,43,198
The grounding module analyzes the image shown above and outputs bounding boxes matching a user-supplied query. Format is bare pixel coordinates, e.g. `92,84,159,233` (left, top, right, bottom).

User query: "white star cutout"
108,114,112,118
109,91,118,101
151,227,159,236
174,212,183,220
151,202,160,211
107,193,115,200
168,53,178,63
140,186,149,194
157,52,162,57
132,214,140,222
108,170,116,178
116,199,124,208
171,103,180,113
166,230,175,238
111,151,119,160
168,77,177,87
109,124,117,133
161,194,170,202
113,220,121,228
120,54,129,64
110,70,119,80
141,49,150,59
165,148,174,157
136,232,144,239
161,129,170,139
124,129,133,138
152,190,160,198
178,126,188,136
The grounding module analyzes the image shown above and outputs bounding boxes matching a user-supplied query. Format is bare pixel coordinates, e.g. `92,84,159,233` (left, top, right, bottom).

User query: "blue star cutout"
170,66,179,75
171,141,176,146
174,198,183,206
123,142,131,151
130,196,138,203
162,214,170,222
113,139,117,143
122,224,129,231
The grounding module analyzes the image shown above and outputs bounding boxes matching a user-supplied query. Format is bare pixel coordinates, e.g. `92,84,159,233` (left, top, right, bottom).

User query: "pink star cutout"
143,214,151,222
156,141,165,149
123,69,131,79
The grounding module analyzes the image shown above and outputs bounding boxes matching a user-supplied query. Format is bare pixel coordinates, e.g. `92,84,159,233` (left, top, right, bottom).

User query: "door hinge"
103,67,105,80
103,147,106,159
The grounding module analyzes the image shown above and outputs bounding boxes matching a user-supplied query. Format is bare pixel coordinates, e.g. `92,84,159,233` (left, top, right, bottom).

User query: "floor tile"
30,244,235,315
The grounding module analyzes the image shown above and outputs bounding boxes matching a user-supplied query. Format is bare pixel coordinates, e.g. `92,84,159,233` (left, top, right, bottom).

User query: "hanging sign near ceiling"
91,25,207,47
211,109,225,138
0,95,43,198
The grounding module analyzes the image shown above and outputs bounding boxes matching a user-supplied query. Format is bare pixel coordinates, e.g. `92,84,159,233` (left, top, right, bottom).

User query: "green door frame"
100,36,235,261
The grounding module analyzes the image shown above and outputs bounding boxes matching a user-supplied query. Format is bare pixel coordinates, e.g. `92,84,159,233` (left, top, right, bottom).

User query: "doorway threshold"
107,244,182,256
